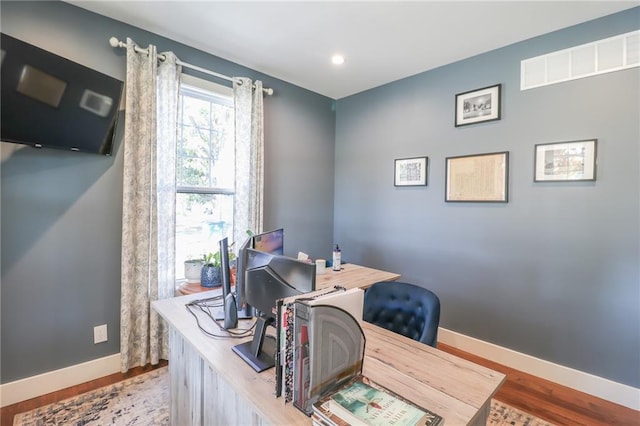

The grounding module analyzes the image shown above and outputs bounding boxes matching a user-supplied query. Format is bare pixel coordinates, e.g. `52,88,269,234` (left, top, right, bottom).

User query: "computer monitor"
220,237,232,300
234,235,253,319
232,248,316,372
218,237,238,329
235,228,284,319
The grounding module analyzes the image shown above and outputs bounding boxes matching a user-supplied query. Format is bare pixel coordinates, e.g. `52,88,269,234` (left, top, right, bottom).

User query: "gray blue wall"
1,0,335,383
2,0,638,392
334,8,640,388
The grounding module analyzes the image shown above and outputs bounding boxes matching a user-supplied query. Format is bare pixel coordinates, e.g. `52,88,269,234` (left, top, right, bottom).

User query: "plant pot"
201,265,221,288
184,260,204,283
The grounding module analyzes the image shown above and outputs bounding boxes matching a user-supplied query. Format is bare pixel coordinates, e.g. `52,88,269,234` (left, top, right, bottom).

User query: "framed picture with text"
394,157,428,187
455,84,502,127
534,139,597,182
445,151,509,202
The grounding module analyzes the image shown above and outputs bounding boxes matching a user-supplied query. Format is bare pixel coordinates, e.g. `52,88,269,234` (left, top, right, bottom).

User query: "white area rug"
13,367,169,426
14,366,553,425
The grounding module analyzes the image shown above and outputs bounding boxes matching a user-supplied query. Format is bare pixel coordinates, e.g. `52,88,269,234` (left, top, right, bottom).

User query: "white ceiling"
65,1,638,99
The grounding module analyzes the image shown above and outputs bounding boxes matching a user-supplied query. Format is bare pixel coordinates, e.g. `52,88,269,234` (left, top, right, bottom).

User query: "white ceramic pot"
184,260,203,283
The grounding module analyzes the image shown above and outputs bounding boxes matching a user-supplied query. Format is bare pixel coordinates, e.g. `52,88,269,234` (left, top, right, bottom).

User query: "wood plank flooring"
2,351,638,425
437,343,639,426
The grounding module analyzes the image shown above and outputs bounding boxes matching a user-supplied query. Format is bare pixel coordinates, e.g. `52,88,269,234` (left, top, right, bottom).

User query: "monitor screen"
252,228,284,255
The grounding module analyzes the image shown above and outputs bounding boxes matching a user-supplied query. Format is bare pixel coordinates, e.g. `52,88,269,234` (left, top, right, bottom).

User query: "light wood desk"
315,262,401,290
153,264,504,425
178,263,399,296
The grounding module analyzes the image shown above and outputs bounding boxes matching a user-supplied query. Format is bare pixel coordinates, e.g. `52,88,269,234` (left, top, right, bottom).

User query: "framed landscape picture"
445,151,509,202
455,84,502,127
534,139,597,182
394,157,428,187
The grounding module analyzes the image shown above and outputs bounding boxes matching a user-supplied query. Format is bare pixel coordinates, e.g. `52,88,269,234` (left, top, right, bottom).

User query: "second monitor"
232,245,316,372
235,228,284,319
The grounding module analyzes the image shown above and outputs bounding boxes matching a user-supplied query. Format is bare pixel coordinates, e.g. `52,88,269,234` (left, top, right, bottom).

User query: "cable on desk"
185,296,255,338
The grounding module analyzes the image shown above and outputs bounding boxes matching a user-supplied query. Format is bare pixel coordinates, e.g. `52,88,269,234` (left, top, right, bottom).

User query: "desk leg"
168,328,268,425
468,400,491,426
202,363,266,425
169,328,203,425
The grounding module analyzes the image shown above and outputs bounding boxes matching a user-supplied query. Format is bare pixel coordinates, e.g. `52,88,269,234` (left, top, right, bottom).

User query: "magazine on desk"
312,375,444,426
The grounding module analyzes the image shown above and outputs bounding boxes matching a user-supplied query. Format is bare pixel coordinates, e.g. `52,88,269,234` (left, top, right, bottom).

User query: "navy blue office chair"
363,281,440,347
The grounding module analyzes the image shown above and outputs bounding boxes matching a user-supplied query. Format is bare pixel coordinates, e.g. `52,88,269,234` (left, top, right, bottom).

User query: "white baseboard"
0,354,120,407
438,327,640,411
4,332,639,412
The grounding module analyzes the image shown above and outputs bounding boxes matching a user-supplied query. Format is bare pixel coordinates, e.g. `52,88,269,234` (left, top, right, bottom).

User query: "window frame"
177,74,235,196
175,74,236,280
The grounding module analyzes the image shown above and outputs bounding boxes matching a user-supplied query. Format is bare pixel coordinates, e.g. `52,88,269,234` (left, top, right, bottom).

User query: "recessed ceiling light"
331,54,345,65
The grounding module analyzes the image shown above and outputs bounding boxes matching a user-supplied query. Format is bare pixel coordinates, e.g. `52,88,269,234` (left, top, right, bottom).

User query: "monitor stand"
214,299,253,321
232,316,276,372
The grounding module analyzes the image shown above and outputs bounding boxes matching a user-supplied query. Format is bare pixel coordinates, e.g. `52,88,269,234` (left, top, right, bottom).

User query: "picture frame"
445,151,509,202
455,84,502,127
394,157,428,187
534,139,597,182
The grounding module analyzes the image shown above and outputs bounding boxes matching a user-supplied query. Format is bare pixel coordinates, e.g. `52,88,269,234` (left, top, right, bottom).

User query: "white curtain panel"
233,78,264,245
120,38,180,372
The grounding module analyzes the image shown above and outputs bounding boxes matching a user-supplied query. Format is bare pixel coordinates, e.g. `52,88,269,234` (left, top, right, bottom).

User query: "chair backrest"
363,281,440,347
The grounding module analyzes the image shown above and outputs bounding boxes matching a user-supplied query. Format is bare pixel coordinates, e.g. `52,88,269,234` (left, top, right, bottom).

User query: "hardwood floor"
2,352,638,425
437,343,639,426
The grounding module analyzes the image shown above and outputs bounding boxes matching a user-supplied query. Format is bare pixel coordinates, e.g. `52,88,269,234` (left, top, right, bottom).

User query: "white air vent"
521,30,639,90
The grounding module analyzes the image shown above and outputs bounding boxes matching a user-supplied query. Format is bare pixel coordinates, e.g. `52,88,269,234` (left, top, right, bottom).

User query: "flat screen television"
0,33,123,155
232,247,316,372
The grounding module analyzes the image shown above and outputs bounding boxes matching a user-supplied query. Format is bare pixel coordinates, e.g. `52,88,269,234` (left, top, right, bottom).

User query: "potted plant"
199,233,250,288
200,245,240,288
201,251,222,288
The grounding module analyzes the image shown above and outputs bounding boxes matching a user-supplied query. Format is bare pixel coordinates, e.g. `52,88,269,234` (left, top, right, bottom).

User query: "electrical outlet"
94,324,108,344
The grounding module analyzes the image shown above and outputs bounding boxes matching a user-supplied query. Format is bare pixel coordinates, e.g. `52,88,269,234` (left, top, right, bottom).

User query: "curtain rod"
109,37,273,96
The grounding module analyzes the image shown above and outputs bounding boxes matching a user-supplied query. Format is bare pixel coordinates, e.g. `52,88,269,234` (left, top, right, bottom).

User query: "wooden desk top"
314,262,400,290
153,288,505,425
178,263,400,296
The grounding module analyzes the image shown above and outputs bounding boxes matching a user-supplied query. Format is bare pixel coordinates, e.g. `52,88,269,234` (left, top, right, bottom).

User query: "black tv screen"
1,33,123,155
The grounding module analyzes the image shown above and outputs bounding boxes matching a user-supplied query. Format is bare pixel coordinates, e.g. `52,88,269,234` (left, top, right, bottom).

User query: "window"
175,75,235,279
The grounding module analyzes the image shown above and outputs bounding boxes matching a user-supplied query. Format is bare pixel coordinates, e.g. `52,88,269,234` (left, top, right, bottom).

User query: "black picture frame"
445,151,509,202
534,139,597,182
394,157,428,187
455,84,502,127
